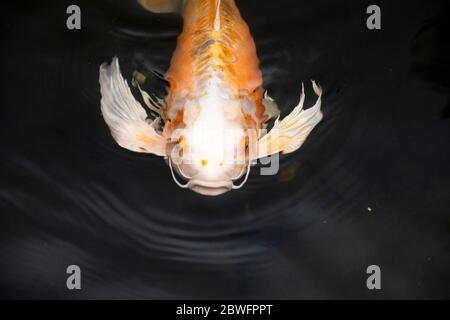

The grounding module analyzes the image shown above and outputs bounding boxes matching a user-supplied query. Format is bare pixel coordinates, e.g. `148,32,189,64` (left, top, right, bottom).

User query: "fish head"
167,97,254,196
168,123,252,196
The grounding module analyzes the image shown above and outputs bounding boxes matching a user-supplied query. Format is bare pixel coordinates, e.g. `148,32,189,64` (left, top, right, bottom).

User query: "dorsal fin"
213,0,221,31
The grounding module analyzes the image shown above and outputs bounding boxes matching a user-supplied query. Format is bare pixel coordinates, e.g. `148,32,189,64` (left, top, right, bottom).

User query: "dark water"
0,0,449,299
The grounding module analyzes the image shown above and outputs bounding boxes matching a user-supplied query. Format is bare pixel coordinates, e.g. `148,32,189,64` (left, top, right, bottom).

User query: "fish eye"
176,135,186,157
240,135,249,148
177,135,185,146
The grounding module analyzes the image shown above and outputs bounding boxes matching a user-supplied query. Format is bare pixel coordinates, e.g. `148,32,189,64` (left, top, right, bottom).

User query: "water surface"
0,0,449,299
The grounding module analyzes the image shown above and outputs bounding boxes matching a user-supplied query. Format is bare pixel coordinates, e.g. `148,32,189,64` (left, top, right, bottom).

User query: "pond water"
0,0,449,299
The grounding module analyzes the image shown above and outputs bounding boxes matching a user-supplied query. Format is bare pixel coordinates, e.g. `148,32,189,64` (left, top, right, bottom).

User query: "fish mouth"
188,180,232,196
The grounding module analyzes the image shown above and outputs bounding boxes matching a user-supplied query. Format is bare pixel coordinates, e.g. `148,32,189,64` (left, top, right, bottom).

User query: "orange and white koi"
99,0,323,196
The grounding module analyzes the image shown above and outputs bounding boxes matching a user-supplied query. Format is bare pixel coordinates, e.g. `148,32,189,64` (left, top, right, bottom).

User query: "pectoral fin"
99,58,167,156
255,81,323,159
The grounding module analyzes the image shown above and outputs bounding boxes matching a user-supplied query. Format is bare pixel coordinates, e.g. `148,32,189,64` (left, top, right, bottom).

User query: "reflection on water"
1,0,449,299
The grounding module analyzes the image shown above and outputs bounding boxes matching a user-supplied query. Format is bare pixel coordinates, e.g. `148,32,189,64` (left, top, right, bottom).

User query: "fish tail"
137,0,185,13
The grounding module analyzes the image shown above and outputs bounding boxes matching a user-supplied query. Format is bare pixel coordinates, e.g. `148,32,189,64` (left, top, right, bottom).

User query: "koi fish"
99,0,323,196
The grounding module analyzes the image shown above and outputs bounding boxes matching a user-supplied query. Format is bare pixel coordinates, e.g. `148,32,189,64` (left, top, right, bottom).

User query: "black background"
0,0,449,299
